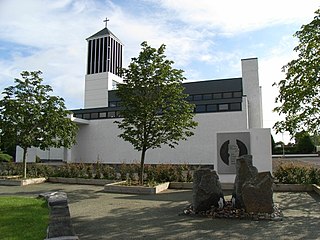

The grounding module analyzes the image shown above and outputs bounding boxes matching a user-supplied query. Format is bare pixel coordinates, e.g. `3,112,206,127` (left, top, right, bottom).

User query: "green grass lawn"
0,196,49,240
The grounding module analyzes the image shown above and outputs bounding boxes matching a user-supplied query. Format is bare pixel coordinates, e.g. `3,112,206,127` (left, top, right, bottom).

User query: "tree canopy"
295,131,315,154
0,71,78,178
116,41,198,184
273,8,320,136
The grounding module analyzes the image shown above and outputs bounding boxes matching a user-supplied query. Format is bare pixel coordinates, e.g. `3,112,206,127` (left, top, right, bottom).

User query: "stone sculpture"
233,155,258,209
192,168,224,212
242,171,274,213
233,155,274,213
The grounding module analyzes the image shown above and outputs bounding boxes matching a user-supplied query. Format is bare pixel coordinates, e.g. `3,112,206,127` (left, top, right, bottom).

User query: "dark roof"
106,78,242,103
183,78,242,95
71,78,244,118
86,27,123,44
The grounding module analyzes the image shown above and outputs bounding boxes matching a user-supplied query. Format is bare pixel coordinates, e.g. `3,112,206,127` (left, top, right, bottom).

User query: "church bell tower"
84,18,123,108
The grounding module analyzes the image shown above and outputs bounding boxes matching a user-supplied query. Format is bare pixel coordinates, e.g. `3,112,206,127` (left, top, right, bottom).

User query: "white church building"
17,24,272,183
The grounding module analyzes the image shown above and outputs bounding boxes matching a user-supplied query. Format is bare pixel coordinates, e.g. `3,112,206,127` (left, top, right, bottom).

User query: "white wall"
84,72,123,108
84,72,109,108
16,147,64,162
71,106,248,164
15,100,271,183
242,58,263,128
70,106,271,183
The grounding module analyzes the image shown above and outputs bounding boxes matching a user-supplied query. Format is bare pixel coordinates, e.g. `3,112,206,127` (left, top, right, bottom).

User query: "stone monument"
192,168,224,212
233,155,274,213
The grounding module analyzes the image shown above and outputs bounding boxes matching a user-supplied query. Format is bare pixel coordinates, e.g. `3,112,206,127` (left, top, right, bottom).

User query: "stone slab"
0,177,46,186
45,236,79,240
312,184,320,195
169,182,193,189
47,177,115,186
104,181,170,194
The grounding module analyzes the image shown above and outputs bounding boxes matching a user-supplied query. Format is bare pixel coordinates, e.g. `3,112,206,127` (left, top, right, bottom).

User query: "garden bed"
104,181,170,194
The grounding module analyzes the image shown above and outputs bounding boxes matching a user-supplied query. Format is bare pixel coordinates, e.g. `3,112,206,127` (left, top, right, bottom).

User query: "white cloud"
157,0,319,34
0,0,120,108
0,0,318,122
259,34,299,143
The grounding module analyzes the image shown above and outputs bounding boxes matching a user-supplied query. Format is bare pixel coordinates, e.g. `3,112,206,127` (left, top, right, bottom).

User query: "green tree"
273,8,320,136
295,131,315,154
0,71,78,178
116,41,198,184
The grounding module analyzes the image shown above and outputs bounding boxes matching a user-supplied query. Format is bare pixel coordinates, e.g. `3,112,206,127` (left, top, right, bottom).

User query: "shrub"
274,163,320,184
0,151,13,162
0,161,194,182
100,165,116,180
119,162,139,181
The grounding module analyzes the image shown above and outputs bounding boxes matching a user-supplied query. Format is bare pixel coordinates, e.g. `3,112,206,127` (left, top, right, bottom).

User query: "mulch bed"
182,200,283,221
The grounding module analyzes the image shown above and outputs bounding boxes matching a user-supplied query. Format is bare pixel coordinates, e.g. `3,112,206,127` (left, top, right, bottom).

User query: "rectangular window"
207,104,218,112
195,105,206,113
99,112,107,118
112,38,116,74
103,37,107,72
222,92,233,98
95,39,99,74
233,91,242,98
92,40,96,74
213,93,222,99
230,102,241,111
193,95,202,101
91,112,99,119
99,38,103,73
83,113,90,119
74,114,82,118
108,111,116,118
107,37,111,72
203,94,212,100
218,104,229,111
87,40,92,74
186,95,193,101
119,45,123,76
109,101,116,107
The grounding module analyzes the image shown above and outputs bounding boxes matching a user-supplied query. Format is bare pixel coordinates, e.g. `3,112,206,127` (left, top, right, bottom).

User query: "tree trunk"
139,146,147,185
22,148,27,179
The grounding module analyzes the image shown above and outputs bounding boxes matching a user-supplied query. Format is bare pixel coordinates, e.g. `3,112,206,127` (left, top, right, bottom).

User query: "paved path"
1,183,320,240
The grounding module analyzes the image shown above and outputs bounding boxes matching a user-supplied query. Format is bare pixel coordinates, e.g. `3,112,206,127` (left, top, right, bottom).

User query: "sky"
0,0,319,143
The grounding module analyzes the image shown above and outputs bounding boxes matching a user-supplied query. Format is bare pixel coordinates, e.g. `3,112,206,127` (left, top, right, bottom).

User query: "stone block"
233,155,258,208
242,172,274,213
193,168,224,212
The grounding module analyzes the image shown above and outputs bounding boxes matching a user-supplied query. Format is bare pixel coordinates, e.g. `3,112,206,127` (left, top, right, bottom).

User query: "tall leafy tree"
0,71,78,178
295,131,315,154
116,41,198,184
273,8,320,136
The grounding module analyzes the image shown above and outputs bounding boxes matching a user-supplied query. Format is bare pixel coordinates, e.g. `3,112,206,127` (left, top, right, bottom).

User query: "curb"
39,192,79,240
0,177,46,186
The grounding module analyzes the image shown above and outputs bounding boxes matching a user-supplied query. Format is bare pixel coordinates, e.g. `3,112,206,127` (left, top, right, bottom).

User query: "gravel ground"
1,183,320,240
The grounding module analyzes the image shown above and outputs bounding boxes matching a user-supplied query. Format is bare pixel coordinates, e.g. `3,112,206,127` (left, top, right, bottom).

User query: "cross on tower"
103,18,109,28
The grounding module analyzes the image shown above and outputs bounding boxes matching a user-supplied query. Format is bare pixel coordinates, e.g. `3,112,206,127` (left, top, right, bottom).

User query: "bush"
0,151,13,162
274,163,320,184
100,165,116,180
0,162,194,182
